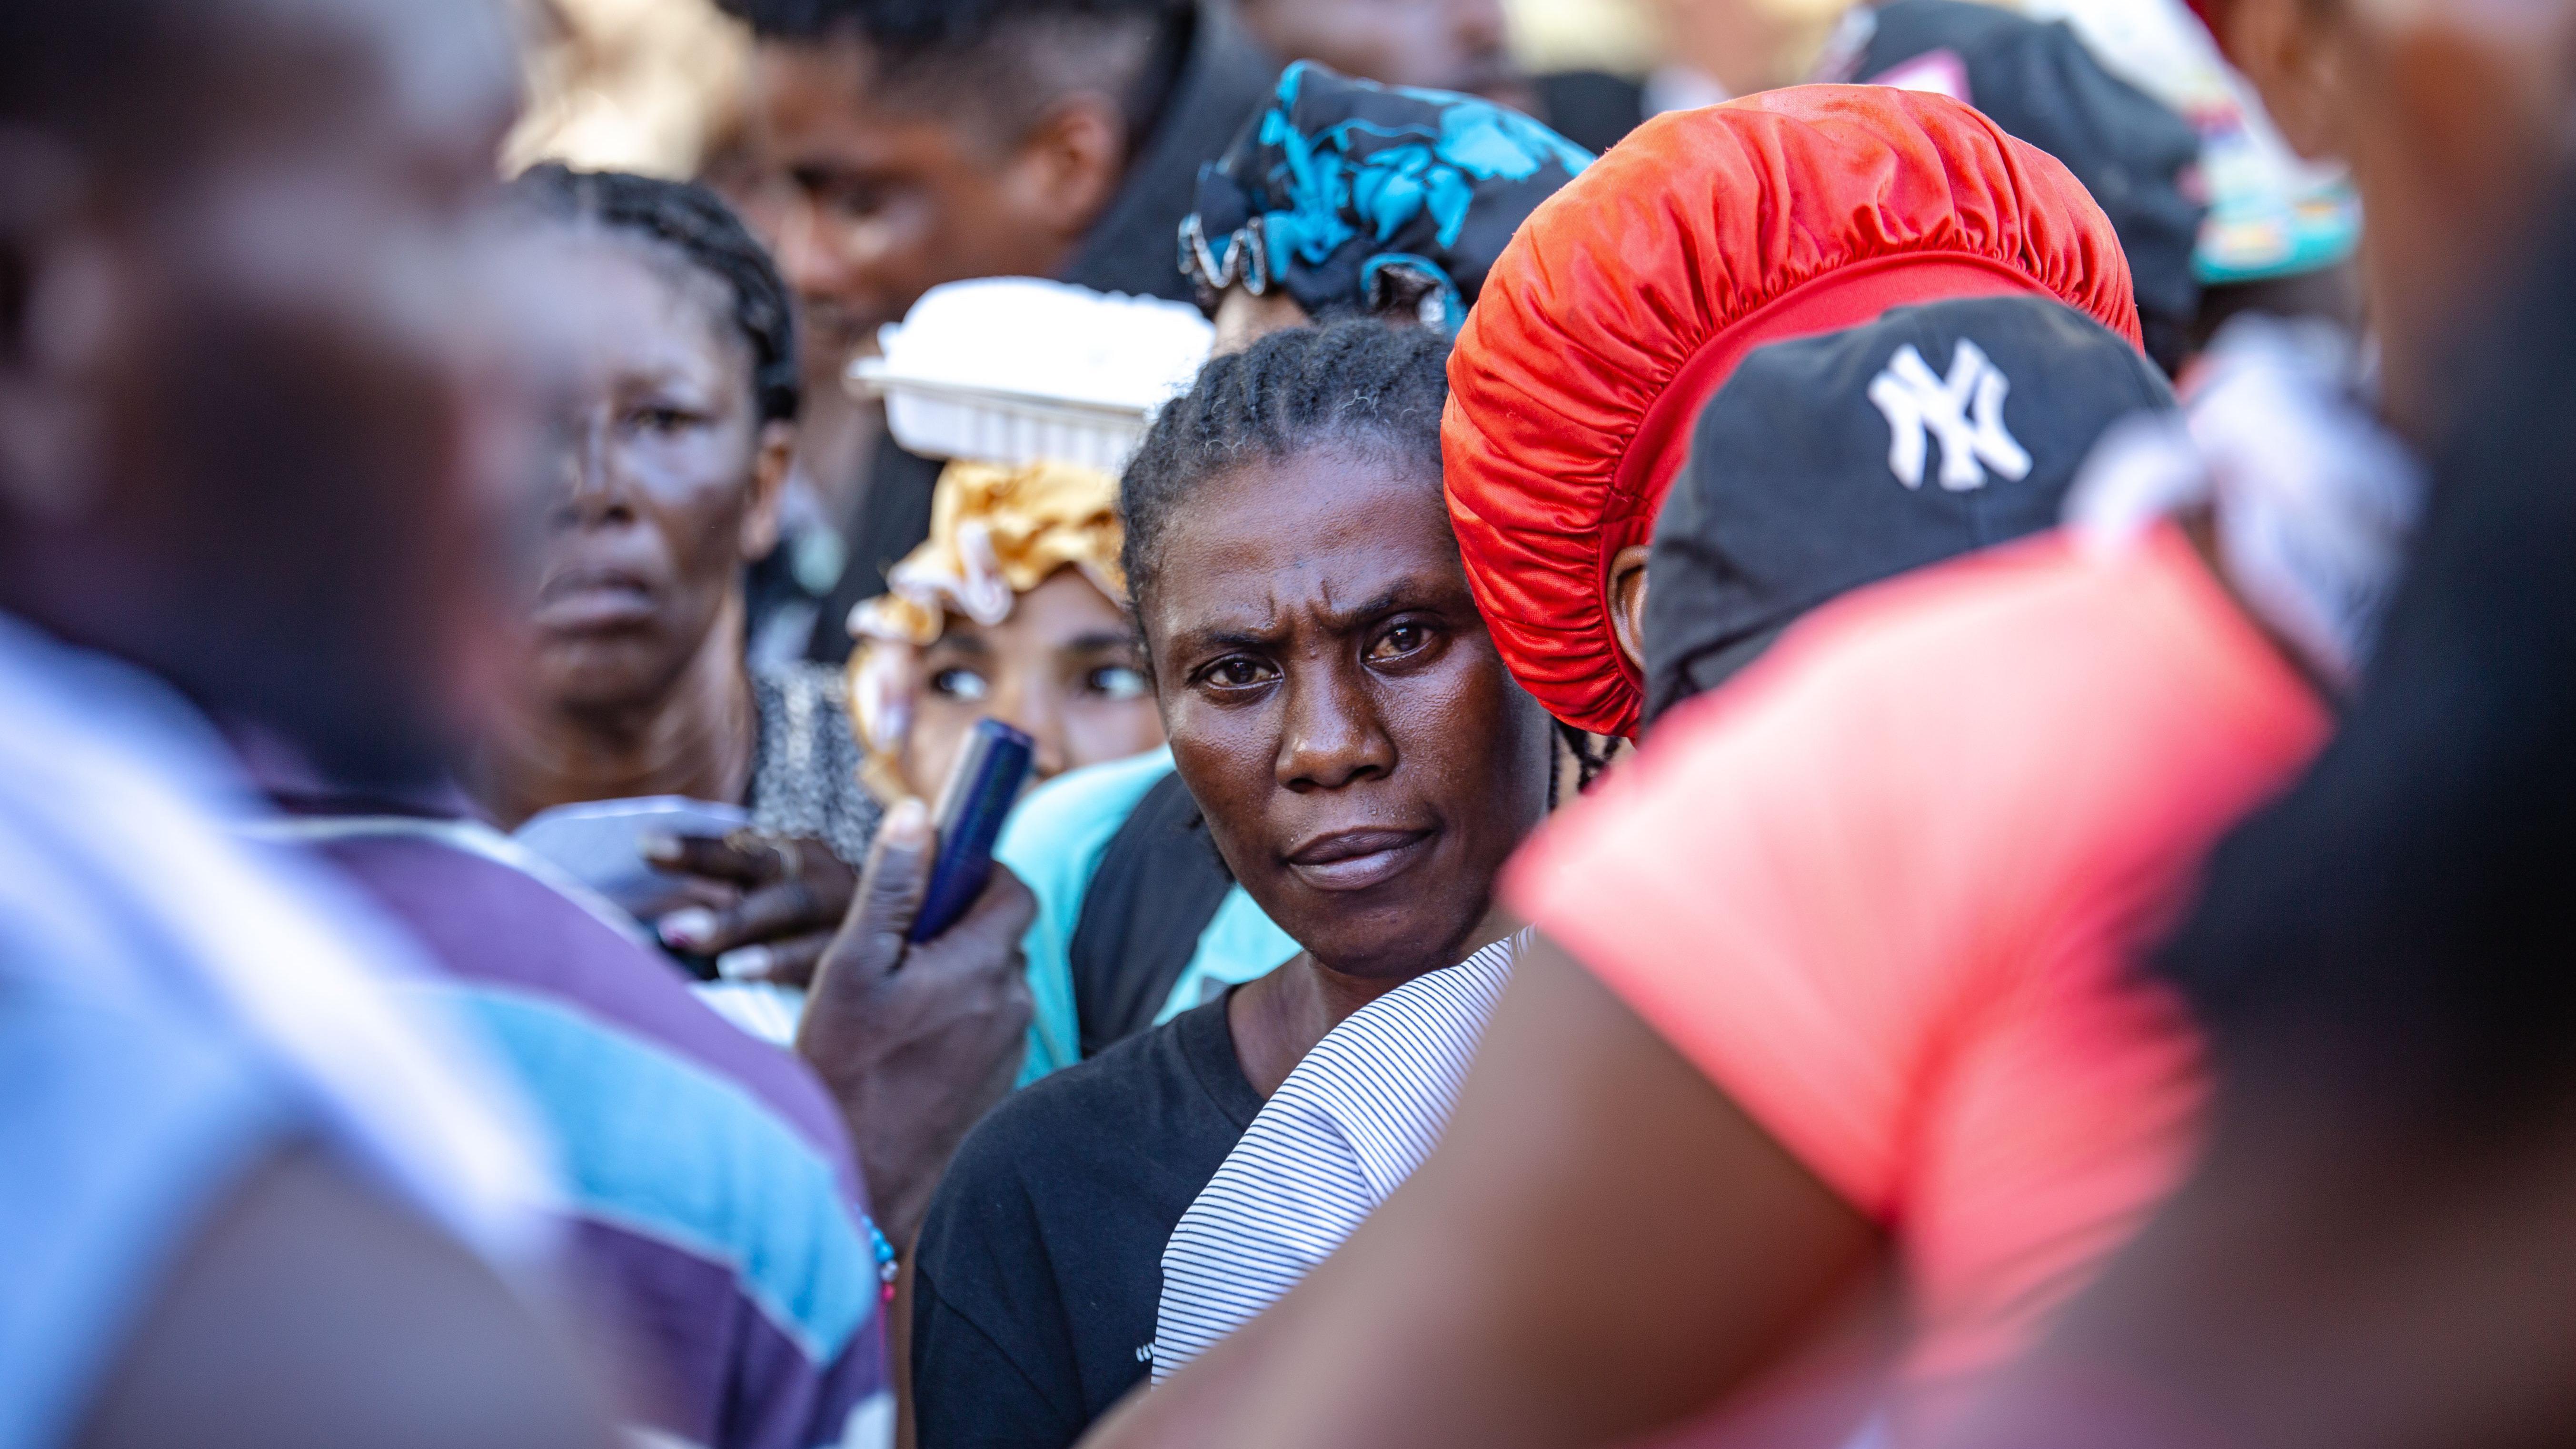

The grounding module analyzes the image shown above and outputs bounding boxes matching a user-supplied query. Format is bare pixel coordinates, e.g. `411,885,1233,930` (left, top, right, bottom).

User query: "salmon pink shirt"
1507,524,2327,1396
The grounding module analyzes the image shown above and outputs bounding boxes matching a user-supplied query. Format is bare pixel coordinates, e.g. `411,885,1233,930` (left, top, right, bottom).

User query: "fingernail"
716,944,774,981
884,797,930,847
640,834,682,864
659,908,717,949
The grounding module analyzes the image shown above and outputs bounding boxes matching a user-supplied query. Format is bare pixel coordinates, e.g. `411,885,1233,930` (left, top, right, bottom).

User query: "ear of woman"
738,417,796,561
1609,543,1652,674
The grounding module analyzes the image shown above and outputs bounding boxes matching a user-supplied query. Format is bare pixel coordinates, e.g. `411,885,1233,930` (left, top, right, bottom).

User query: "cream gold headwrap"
845,459,1127,802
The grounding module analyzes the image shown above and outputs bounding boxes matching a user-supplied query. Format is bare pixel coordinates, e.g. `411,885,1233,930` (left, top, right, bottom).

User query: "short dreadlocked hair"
716,0,1191,147
1121,319,1448,621
510,165,800,426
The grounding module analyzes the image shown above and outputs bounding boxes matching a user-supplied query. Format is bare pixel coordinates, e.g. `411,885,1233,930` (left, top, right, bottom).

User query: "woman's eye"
1085,664,1150,700
1200,657,1272,691
929,666,989,702
631,406,697,434
1368,622,1431,662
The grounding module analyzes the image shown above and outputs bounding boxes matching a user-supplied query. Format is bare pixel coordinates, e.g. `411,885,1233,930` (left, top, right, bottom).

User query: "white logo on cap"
1867,339,2033,492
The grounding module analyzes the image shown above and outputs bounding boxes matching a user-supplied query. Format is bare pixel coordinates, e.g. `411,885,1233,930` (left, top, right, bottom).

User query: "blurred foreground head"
2194,0,2576,437
0,0,545,788
1942,173,2576,1449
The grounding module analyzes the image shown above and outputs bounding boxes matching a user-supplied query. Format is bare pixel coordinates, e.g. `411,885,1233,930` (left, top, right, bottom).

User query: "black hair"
1,1,313,345
1120,319,1449,615
718,0,1184,46
510,165,800,426
714,0,1191,146
2,2,244,140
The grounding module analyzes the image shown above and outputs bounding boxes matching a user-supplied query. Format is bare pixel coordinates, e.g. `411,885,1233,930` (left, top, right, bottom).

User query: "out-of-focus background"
506,0,2352,292
505,0,1664,176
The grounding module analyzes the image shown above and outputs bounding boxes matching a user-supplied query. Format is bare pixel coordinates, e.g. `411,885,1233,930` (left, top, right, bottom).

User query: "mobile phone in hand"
909,717,1036,942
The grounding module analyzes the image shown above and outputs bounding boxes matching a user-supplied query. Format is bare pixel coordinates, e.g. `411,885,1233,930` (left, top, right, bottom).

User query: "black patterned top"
745,661,881,868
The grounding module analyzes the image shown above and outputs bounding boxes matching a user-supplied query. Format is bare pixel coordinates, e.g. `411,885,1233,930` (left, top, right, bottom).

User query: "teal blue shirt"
995,749,1299,1084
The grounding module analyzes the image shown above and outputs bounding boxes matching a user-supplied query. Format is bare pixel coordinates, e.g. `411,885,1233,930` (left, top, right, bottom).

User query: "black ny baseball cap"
1641,294,2175,725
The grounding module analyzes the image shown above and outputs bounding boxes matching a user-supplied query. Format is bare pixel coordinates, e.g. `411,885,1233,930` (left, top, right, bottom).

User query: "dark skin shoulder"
1139,447,1551,1094
1084,934,1883,1449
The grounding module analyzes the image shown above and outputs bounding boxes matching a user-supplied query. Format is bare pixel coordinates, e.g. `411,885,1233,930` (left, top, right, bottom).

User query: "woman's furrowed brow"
1167,624,1281,657
1313,581,1468,632
1165,580,1464,655
1330,587,1417,626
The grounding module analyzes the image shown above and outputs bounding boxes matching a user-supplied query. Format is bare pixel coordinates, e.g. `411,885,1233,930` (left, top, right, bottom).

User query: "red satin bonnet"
1443,85,2142,737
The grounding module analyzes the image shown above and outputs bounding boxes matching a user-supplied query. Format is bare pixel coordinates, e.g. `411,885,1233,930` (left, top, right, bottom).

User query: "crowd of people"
6,0,2575,1448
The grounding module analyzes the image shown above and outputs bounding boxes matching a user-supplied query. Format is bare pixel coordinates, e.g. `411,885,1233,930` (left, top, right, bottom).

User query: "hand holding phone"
797,731,1041,1246
909,717,1036,942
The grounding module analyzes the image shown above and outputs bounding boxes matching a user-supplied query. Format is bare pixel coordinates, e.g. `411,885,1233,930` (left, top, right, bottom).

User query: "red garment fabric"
2185,0,2228,52
1506,525,2328,1410
1443,85,2140,737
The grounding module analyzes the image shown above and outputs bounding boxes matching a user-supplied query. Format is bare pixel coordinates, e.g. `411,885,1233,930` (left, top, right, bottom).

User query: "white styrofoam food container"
851,277,1215,471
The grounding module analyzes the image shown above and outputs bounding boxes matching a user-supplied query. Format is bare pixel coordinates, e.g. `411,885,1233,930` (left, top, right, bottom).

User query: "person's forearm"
792,825,1036,1250
810,1040,1016,1249
1080,1294,1292,1449
1092,944,1880,1449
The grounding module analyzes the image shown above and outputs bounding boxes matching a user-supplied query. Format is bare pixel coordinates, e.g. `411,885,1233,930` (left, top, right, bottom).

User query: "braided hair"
1122,319,1449,620
510,164,800,426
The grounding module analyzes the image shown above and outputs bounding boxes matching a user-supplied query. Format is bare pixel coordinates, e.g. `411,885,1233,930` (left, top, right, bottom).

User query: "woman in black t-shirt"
906,322,1555,1448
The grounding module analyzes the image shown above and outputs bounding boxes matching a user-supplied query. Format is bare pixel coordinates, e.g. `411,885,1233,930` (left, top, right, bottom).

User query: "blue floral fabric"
1181,62,1591,332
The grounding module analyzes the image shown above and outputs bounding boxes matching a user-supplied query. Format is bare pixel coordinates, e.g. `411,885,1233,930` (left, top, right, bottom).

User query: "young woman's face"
518,232,785,715
1143,447,1554,981
897,566,1163,800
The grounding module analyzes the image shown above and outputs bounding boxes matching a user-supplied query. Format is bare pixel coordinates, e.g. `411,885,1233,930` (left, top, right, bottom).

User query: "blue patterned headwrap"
1179,61,1592,335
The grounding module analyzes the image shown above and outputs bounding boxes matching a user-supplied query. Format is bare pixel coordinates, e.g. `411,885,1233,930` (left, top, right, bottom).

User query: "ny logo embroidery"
1866,339,2033,491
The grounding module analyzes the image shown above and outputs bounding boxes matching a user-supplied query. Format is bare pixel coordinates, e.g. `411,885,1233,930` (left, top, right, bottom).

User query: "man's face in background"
743,36,1106,360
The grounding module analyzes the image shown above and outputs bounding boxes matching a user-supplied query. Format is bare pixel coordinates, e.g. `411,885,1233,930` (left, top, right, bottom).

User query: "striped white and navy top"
1150,933,1522,1381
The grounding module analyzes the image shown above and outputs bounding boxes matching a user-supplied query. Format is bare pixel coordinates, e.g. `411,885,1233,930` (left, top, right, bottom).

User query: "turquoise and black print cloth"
1180,61,1591,332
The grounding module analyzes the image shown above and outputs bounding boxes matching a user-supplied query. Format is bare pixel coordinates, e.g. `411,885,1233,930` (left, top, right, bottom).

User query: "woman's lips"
1284,827,1436,893
532,571,658,631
